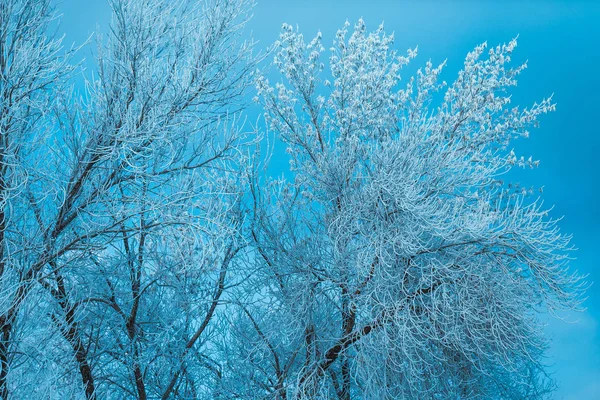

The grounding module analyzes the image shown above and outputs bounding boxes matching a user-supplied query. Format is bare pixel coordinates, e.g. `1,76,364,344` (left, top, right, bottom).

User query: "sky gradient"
54,0,600,398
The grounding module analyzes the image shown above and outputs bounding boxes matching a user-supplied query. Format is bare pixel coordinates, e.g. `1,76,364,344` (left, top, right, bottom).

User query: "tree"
0,0,76,397
248,19,585,399
0,0,256,398
0,2,587,398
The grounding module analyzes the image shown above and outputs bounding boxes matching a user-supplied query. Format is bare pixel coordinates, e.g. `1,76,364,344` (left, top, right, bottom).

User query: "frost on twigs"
0,0,257,398
247,19,586,399
0,3,586,398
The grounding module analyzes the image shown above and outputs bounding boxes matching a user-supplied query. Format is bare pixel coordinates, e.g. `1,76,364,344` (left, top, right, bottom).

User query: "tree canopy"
0,1,585,399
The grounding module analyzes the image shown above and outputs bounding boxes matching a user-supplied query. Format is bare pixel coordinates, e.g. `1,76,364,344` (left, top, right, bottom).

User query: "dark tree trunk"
53,272,96,400
0,321,11,400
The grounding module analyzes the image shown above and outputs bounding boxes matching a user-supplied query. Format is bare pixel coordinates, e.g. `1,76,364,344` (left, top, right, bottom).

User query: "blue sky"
54,0,600,398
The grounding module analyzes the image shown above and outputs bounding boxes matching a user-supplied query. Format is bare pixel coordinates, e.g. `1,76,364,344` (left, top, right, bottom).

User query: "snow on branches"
248,18,585,399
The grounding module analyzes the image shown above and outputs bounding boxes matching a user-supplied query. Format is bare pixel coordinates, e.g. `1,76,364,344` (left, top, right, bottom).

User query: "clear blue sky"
54,0,600,398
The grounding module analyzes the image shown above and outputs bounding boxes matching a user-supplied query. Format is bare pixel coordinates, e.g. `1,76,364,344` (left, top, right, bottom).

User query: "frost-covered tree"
0,2,587,398
0,0,256,398
0,0,77,397
247,20,585,399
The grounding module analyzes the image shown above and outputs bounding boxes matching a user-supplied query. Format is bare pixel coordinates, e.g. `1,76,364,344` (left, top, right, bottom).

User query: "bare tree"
1,0,256,398
248,20,586,399
44,0,256,398
0,0,77,397
0,2,587,399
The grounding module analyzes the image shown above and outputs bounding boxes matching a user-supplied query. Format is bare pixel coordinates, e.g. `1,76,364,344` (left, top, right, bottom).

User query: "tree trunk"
0,321,11,400
53,271,96,400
